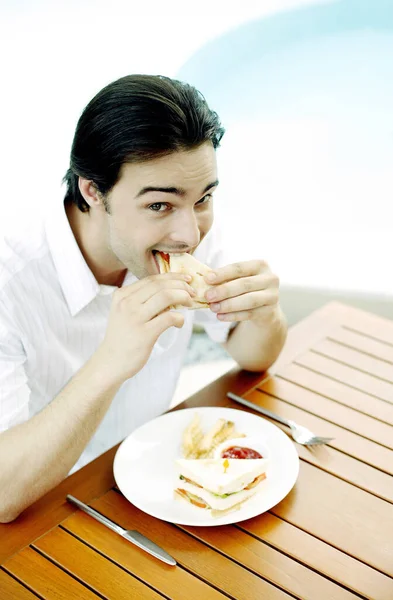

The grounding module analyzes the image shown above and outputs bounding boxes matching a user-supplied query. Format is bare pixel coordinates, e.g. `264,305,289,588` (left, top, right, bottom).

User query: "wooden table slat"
237,391,393,476
238,513,393,600
61,510,228,600
0,444,118,565
327,303,393,346
271,461,393,577
259,377,393,450
91,490,292,600
313,338,393,383
0,568,39,599
265,302,392,380
32,527,165,599
228,396,393,504
178,524,358,600
328,327,393,364
3,546,99,599
295,351,393,403
277,362,393,425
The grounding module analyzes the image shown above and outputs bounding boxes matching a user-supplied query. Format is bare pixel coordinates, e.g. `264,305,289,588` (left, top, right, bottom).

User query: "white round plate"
113,406,299,526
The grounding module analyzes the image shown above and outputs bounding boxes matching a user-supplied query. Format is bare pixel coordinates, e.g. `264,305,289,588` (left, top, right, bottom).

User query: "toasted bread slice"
155,252,212,309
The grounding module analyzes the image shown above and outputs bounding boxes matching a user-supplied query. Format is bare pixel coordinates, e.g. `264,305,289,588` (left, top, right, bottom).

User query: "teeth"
152,250,187,256
153,251,179,255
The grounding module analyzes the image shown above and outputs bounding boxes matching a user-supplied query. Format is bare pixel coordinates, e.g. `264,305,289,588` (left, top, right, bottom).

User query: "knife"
66,494,176,566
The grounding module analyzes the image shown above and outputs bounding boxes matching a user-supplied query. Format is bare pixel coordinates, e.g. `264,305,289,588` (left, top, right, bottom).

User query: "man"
0,75,287,522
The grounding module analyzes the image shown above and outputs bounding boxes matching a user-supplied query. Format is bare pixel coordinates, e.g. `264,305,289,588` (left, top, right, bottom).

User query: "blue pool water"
178,0,393,127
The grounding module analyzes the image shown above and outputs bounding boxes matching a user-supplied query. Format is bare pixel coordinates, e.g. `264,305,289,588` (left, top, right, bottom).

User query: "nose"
168,209,201,249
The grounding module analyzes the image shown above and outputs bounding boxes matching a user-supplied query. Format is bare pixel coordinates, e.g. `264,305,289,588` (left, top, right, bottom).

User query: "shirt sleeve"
192,221,237,344
0,307,30,432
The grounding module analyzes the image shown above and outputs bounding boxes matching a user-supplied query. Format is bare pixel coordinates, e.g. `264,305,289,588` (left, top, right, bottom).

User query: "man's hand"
97,273,195,383
204,260,286,372
204,259,280,325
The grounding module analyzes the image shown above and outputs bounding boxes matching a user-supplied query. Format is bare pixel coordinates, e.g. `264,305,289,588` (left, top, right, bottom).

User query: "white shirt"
0,200,234,472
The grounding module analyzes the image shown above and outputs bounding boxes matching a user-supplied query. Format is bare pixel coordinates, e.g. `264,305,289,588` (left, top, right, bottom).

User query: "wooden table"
1,301,392,600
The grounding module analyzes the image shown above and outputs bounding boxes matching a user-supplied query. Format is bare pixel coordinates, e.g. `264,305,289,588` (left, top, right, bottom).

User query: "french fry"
181,414,245,459
182,413,204,458
203,430,247,459
198,418,231,454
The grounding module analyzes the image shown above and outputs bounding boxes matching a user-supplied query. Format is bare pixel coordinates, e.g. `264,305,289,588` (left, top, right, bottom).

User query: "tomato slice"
244,472,266,490
180,476,203,489
159,252,170,265
176,488,209,509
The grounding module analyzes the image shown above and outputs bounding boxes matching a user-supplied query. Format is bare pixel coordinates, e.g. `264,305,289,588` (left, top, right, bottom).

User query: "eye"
196,194,213,206
148,202,170,213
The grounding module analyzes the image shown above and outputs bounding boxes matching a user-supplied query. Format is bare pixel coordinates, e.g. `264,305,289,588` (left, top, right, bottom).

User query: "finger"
216,310,251,322
148,310,185,337
115,272,192,298
205,273,279,303
210,290,278,315
143,289,194,320
204,260,268,285
136,279,197,304
216,305,277,322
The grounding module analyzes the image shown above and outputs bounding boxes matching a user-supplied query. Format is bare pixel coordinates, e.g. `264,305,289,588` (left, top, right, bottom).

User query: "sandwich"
174,457,269,516
154,251,212,308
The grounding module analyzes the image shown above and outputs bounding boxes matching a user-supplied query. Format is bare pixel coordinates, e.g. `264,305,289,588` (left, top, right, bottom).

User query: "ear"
78,177,105,209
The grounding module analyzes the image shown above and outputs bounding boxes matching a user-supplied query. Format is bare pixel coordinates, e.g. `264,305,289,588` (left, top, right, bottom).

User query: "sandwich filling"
152,250,170,273
174,458,269,513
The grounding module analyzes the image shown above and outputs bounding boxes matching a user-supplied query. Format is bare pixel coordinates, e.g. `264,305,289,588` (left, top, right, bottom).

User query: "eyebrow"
136,180,219,198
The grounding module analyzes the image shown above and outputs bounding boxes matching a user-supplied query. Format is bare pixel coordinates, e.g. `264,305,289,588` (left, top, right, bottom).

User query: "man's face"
102,142,218,279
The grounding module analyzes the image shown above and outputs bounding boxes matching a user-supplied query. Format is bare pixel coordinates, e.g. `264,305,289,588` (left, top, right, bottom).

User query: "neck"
65,201,127,287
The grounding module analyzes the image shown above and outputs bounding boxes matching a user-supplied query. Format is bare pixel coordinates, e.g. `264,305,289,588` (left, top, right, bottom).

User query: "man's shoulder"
0,214,49,292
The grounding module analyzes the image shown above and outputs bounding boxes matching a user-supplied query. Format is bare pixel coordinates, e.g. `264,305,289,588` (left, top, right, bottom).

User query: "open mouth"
151,250,160,273
152,249,192,274
152,250,171,274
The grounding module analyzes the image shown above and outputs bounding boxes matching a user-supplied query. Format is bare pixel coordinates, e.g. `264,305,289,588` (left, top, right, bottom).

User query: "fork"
227,392,334,447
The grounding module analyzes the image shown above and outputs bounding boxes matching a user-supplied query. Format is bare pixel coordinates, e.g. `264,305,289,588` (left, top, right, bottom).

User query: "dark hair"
63,74,225,212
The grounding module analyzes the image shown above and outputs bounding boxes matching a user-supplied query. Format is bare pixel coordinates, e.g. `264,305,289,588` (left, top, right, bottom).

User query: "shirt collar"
44,200,101,316
44,200,137,316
